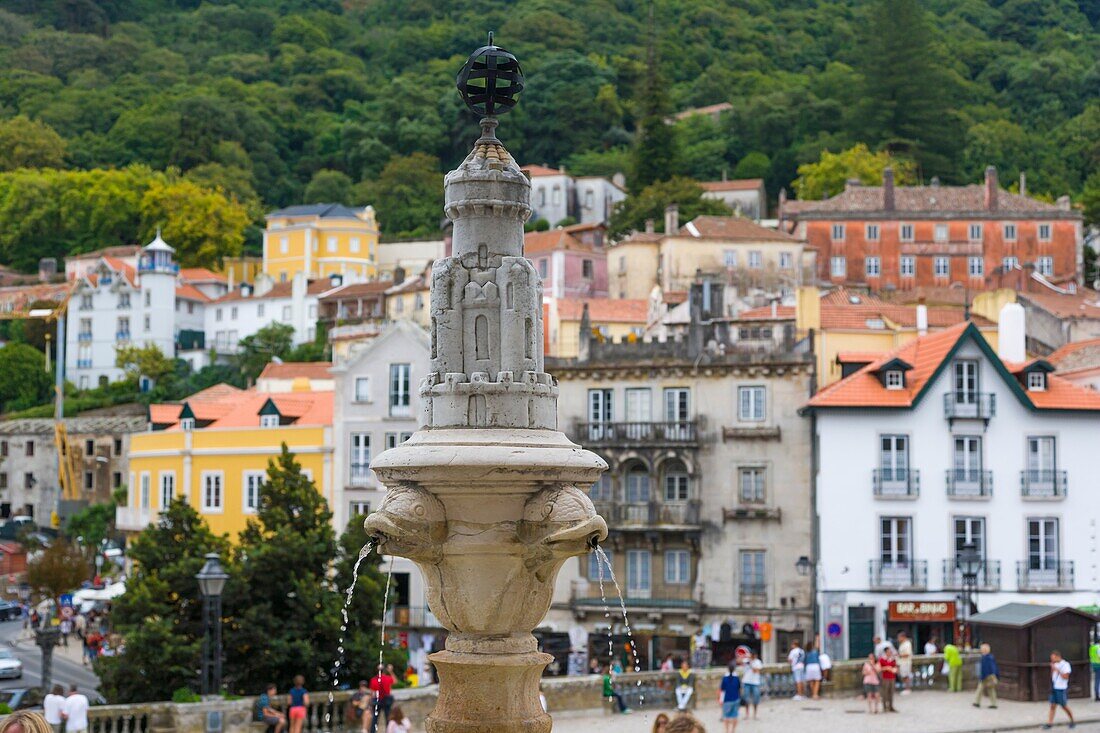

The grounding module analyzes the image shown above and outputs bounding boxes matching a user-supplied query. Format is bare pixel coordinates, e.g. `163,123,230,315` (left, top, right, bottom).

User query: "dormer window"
1027,372,1046,391
874,358,914,389
180,418,195,431
885,371,904,390
260,414,280,428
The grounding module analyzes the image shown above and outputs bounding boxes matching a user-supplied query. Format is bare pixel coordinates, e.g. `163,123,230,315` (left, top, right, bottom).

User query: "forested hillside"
0,0,1097,268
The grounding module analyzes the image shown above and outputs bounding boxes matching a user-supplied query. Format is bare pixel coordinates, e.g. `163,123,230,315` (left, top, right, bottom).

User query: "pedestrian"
61,684,90,733
348,680,370,732
0,711,53,733
42,685,65,733
973,643,999,709
897,631,913,694
924,635,939,686
59,617,71,647
287,675,309,733
666,712,707,733
1090,635,1100,702
862,653,881,715
944,642,963,692
602,664,631,714
740,651,762,720
788,639,806,700
651,712,671,733
873,635,894,658
257,683,287,733
588,657,601,675
675,659,696,711
819,649,833,682
1043,650,1075,729
805,643,823,699
368,664,396,732
718,661,741,733
661,654,675,672
384,706,410,733
878,646,898,712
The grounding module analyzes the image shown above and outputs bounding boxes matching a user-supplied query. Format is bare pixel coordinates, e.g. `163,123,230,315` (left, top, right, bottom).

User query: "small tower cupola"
139,228,177,274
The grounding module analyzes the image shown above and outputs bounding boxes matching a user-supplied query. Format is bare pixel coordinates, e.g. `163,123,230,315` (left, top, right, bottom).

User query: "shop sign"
888,600,956,622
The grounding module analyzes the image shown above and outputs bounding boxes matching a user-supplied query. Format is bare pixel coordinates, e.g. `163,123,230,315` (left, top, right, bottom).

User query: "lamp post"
196,553,228,696
956,541,981,648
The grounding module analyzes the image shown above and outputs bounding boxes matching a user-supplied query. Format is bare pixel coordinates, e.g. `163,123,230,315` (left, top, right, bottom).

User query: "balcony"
115,506,154,531
76,359,93,369
349,463,373,486
77,332,92,342
384,605,443,629
571,584,700,615
942,559,1002,591
594,500,701,529
739,584,768,608
115,331,131,342
869,560,928,590
1020,470,1067,499
575,420,698,447
943,392,996,420
1016,561,1074,591
873,468,920,498
945,469,993,499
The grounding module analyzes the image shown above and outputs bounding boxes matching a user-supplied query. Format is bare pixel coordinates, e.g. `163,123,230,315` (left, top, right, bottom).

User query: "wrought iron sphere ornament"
456,32,524,119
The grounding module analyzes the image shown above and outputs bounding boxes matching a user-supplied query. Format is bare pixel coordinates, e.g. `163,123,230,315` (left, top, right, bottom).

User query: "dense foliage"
0,0,1095,263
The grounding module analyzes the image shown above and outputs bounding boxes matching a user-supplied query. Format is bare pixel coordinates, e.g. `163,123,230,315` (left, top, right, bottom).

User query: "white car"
0,650,22,679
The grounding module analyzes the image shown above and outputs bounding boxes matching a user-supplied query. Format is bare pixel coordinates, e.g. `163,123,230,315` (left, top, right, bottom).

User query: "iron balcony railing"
384,604,443,629
76,359,92,368
869,560,928,590
115,331,131,342
943,392,996,419
739,584,768,606
1020,469,1067,499
872,468,920,497
576,420,698,446
593,500,702,529
349,463,373,485
945,469,993,498
942,559,1001,591
1016,561,1074,591
77,332,92,342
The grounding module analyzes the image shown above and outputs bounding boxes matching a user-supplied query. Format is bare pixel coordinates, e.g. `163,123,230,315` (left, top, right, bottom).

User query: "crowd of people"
0,685,90,733
254,665,411,733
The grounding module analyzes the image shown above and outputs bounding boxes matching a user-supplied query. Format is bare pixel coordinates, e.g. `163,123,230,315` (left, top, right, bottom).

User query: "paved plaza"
551,691,1100,732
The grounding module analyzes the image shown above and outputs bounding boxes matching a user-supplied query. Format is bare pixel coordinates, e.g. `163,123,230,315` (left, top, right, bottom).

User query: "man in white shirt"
788,639,807,700
897,631,914,694
62,684,90,733
1043,650,1075,730
43,684,66,733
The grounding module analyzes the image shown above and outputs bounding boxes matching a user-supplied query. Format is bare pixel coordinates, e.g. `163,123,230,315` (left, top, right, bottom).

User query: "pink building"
524,225,609,299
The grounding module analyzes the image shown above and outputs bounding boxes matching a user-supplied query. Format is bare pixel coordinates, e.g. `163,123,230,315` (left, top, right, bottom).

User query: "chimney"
997,302,1026,363
664,204,679,234
777,188,787,223
240,282,252,298
844,178,861,192
644,218,655,234
883,167,895,211
930,176,941,188
985,166,998,211
1019,171,1027,197
721,167,728,182
393,265,406,285
1056,195,1071,211
916,298,928,336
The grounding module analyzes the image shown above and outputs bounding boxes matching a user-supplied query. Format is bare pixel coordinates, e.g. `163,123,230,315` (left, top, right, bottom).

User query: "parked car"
0,687,40,710
0,601,21,621
0,650,22,680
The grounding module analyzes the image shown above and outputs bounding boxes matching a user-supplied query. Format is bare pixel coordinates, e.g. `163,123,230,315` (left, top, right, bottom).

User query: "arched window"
589,474,613,502
474,314,488,360
625,464,650,503
664,461,690,502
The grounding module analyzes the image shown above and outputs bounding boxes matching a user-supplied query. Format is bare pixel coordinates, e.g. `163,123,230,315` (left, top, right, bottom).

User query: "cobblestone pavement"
550,691,1100,732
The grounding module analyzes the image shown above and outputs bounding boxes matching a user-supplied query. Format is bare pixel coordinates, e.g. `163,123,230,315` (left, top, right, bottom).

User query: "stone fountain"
364,38,608,733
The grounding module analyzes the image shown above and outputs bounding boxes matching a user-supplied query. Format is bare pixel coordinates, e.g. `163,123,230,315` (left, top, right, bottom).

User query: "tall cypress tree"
629,0,680,194
855,0,962,180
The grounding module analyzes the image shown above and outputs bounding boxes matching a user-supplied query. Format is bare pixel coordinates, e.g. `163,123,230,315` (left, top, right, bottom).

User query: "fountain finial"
456,34,524,122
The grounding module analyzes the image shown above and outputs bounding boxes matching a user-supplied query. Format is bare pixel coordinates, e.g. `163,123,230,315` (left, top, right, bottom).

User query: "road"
0,618,101,696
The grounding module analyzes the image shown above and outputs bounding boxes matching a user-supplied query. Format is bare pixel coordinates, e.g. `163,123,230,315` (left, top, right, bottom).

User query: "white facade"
574,177,626,226
813,329,1100,661
205,273,330,356
526,169,625,227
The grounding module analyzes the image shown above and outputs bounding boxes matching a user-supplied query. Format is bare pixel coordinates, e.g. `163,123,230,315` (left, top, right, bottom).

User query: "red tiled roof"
1019,290,1100,320
213,279,335,303
179,268,227,284
700,179,764,192
258,362,333,381
783,184,1079,218
320,280,393,301
68,246,141,261
520,164,562,177
188,384,246,402
738,304,796,321
1045,338,1100,374
175,284,210,302
556,298,649,323
102,257,136,286
817,288,991,330
680,216,795,242
663,290,688,305
524,229,594,255
151,388,333,429
386,275,429,295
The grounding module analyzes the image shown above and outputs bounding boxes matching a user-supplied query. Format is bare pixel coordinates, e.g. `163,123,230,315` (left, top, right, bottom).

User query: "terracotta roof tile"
151,388,333,430
320,280,393,301
1045,338,1100,375
524,229,594,255
175,284,210,302
1019,290,1100,319
737,305,796,320
214,279,335,303
258,362,333,381
556,298,649,323
784,184,1079,218
179,268,227,284
520,164,563,177
700,179,764,192
680,216,795,241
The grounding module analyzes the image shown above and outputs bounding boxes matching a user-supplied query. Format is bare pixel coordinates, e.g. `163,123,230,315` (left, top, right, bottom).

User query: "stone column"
365,116,607,732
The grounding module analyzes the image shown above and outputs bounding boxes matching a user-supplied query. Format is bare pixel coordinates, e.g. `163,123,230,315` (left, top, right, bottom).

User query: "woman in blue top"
287,675,309,733
717,662,742,732
805,645,823,699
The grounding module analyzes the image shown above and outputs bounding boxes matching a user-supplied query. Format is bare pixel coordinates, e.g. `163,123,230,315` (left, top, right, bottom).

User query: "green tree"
303,169,353,204
226,446,340,691
25,540,88,604
234,323,295,384
0,116,66,170
793,145,917,201
95,500,232,703
115,343,176,385
630,10,679,194
355,153,442,240
610,177,731,239
1080,171,1100,228
0,343,52,413
733,152,771,180
66,501,117,549
140,178,249,270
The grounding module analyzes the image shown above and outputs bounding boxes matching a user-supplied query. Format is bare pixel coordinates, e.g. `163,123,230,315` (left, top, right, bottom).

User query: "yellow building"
263,204,380,283
384,269,431,328
116,384,334,540
544,297,650,358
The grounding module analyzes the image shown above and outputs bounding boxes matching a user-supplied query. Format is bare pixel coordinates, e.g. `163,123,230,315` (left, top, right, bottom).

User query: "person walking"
805,644,823,699
973,643,999,709
675,659,696,711
788,639,806,700
897,631,913,694
287,675,309,733
1090,636,1100,702
61,685,90,733
862,653,881,715
740,651,762,720
42,685,65,733
878,646,898,712
718,662,741,733
1043,650,1075,729
602,664,631,714
944,642,963,692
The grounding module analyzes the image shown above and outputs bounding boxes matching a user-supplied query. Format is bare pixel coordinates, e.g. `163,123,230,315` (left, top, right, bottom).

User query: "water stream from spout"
595,546,644,706
373,555,395,727
326,541,374,729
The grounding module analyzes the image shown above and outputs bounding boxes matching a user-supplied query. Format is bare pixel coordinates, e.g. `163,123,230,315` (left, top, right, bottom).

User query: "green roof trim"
258,398,281,417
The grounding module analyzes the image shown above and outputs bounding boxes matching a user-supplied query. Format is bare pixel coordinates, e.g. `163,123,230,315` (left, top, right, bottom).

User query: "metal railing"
596,500,702,528
384,604,443,629
76,359,93,368
1020,469,1067,498
115,331,131,342
942,559,1001,591
943,392,996,419
945,469,993,498
575,420,698,445
1017,561,1074,591
739,584,768,606
349,463,373,485
873,468,920,497
869,560,928,590
78,332,92,342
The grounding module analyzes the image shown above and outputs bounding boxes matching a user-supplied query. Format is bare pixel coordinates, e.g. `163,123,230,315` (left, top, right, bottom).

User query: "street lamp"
795,555,813,577
793,555,820,654
196,552,228,696
956,541,982,648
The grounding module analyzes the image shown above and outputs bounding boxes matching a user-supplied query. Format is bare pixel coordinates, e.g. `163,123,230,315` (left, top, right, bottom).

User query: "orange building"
780,167,1082,293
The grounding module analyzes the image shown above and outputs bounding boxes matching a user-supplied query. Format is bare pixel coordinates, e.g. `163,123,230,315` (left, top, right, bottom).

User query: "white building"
330,321,439,676
66,234,227,388
521,165,625,227
700,178,767,221
807,309,1100,661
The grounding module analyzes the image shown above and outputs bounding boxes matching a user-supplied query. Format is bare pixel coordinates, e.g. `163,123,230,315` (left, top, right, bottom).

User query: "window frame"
664,550,691,585
354,376,372,403
201,471,224,514
739,466,766,504
830,256,846,278
968,256,984,277
243,470,265,514
885,370,904,389
900,255,915,277
158,471,175,510
1037,223,1052,242
865,223,880,241
1027,372,1046,391
389,363,411,416
934,256,950,278
830,223,845,241
738,386,766,422
865,256,881,277
899,223,914,242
